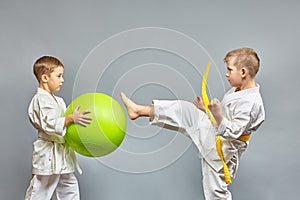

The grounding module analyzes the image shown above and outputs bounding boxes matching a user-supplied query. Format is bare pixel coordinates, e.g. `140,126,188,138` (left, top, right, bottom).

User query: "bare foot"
120,92,140,120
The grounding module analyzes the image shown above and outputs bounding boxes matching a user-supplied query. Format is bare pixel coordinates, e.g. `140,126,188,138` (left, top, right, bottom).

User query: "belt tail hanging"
202,61,232,184
216,136,232,184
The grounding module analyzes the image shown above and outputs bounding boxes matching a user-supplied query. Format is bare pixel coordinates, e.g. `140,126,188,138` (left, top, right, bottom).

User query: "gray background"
1,0,299,199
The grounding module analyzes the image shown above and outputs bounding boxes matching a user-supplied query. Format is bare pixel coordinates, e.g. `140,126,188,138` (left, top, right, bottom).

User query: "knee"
203,184,231,200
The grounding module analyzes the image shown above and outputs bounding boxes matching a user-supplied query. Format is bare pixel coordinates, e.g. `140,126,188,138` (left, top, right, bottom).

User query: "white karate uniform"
150,86,265,200
25,88,80,200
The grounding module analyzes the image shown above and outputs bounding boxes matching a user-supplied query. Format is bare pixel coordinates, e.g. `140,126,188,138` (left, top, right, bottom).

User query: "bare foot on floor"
120,92,140,120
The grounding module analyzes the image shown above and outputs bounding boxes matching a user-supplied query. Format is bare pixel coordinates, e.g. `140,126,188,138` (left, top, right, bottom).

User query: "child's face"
45,66,64,93
225,63,242,88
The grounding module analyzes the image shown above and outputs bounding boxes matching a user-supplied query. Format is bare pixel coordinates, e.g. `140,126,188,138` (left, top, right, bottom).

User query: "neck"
236,78,257,91
39,83,53,95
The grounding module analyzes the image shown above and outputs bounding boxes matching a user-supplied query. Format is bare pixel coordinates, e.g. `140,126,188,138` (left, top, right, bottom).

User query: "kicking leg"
121,92,208,135
120,92,154,120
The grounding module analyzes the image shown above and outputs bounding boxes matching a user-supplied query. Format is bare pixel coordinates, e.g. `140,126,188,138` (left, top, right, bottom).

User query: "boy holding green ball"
25,56,92,200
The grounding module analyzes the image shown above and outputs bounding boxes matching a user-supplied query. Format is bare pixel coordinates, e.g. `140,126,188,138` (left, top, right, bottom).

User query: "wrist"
212,112,222,125
64,114,74,127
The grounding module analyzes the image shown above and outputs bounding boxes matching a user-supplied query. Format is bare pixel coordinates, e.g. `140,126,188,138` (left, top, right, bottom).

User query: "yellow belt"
202,61,251,184
216,134,250,184
236,134,251,142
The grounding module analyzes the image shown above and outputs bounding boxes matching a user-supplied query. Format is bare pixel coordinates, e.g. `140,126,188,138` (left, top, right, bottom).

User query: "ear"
41,74,49,83
241,67,248,79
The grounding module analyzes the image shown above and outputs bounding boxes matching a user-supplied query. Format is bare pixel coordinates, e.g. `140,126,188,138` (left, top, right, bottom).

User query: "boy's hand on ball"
72,105,92,127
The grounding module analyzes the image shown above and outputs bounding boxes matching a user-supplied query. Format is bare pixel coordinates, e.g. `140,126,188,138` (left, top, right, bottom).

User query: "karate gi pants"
150,100,234,200
25,173,80,200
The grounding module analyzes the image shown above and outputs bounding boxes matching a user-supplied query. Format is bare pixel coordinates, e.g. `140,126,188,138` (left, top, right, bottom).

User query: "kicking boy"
25,56,92,200
121,48,265,199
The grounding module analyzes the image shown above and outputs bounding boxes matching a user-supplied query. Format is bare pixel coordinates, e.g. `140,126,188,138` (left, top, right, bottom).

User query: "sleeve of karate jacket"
28,93,66,136
216,100,253,140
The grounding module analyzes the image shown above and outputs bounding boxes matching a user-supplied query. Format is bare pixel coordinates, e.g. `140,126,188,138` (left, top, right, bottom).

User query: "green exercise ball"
64,93,126,157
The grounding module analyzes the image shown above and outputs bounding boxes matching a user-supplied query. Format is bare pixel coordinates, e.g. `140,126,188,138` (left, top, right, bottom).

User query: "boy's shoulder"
223,86,263,105
31,88,65,106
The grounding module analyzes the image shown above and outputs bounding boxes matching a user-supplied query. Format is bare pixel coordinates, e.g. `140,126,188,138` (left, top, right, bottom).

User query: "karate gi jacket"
28,88,80,175
205,86,265,173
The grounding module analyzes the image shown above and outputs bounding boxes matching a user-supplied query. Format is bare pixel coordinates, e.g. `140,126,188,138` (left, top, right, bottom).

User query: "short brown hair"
224,48,260,77
33,56,64,81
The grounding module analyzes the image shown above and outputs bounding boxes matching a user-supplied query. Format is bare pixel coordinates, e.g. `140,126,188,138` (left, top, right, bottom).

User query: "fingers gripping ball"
64,93,126,157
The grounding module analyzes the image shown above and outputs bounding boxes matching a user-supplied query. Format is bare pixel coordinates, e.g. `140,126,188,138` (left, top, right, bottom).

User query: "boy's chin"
55,87,61,92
